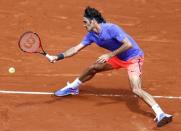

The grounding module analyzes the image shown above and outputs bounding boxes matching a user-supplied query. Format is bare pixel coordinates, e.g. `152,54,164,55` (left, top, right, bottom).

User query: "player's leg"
79,62,113,82
128,74,157,106
128,59,172,127
54,62,113,96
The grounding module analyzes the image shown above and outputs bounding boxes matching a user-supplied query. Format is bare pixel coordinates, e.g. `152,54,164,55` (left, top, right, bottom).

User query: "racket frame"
18,31,47,55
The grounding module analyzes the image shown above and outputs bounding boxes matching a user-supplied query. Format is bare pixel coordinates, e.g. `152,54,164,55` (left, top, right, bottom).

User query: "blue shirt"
81,23,144,61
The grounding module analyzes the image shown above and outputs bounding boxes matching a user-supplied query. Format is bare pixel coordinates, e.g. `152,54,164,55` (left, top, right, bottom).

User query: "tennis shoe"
54,82,79,96
155,113,173,127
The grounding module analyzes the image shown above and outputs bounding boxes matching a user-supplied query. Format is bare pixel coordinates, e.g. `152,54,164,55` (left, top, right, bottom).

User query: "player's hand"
45,54,58,63
97,53,113,63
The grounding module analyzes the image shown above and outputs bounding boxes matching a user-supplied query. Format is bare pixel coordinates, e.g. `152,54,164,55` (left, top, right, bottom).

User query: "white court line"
0,90,54,95
85,93,181,99
0,90,181,100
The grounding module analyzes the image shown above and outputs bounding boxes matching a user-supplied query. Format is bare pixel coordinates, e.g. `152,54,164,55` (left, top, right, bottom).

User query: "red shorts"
107,56,144,77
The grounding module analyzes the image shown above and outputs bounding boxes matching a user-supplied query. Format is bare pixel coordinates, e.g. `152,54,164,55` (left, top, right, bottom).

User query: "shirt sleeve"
110,24,126,42
81,33,93,46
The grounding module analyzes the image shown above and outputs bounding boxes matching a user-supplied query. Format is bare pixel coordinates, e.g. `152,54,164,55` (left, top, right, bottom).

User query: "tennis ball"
8,67,16,74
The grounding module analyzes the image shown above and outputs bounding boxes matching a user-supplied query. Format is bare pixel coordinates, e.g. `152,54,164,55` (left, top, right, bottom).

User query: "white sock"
65,78,82,89
152,104,164,116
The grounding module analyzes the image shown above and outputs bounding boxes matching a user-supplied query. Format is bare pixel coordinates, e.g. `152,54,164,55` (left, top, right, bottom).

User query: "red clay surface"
0,0,181,130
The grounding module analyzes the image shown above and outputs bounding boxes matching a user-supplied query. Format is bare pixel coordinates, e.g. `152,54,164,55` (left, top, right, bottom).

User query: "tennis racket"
18,31,53,59
18,31,47,55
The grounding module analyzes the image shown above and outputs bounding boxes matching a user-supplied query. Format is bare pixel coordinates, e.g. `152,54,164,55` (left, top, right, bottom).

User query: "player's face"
83,17,94,32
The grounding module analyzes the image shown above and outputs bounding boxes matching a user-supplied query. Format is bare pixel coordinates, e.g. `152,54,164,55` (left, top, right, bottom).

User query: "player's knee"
132,88,143,97
88,63,105,75
88,65,98,74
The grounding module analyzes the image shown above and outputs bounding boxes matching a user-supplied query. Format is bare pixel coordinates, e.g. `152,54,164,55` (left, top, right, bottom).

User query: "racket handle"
38,51,47,56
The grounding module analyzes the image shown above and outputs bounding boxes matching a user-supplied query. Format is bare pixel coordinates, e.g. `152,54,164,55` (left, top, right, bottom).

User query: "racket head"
18,31,46,55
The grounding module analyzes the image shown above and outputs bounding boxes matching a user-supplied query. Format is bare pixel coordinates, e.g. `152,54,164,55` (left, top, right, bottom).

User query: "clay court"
0,0,181,130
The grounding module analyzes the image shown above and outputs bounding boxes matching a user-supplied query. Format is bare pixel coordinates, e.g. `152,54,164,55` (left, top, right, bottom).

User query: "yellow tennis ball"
8,67,16,74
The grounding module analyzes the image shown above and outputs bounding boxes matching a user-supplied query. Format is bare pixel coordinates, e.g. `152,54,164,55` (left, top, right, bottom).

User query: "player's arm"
110,37,132,57
59,43,86,58
97,37,132,63
47,43,86,63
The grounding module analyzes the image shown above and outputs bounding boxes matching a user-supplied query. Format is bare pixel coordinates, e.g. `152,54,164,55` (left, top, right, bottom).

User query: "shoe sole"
54,92,79,97
157,116,173,127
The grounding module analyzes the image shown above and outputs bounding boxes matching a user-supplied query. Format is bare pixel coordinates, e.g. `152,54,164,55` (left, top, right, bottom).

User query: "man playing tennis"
47,6,172,127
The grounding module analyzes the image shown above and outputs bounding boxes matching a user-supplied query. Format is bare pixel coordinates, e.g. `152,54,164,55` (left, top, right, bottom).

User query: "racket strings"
19,32,42,53
24,35,36,48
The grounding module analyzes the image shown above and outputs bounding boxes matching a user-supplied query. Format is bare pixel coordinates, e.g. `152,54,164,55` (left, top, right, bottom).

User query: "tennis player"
47,6,172,127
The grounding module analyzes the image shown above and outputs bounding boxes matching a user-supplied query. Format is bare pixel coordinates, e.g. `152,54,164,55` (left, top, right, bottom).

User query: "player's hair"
84,6,106,23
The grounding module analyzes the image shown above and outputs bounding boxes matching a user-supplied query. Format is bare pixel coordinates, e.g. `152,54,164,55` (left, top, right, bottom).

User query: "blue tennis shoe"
155,113,173,127
54,82,79,96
